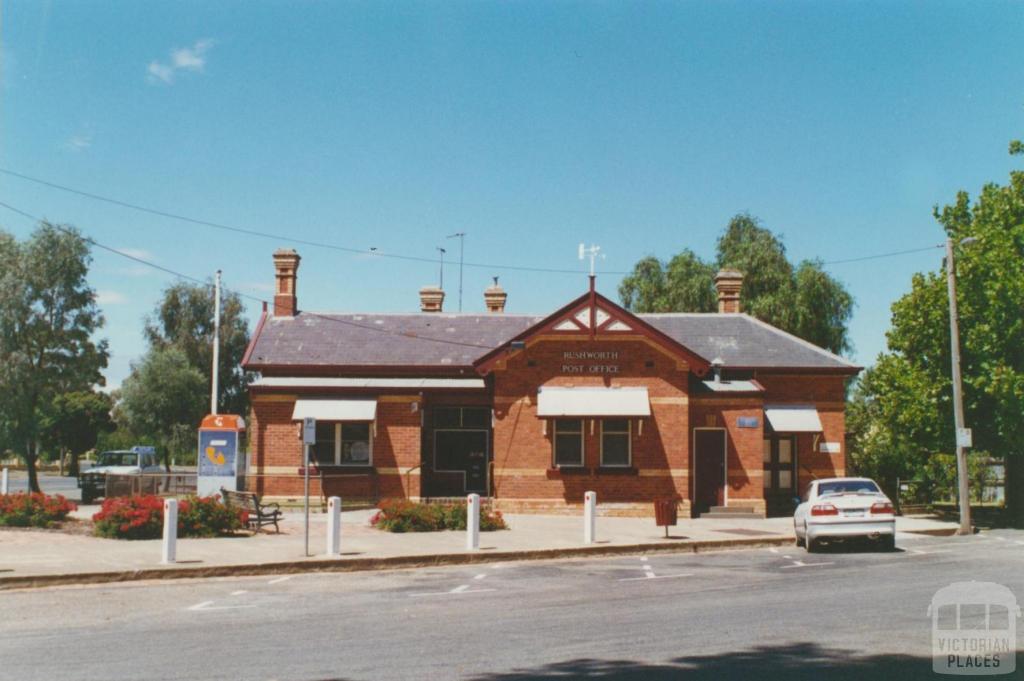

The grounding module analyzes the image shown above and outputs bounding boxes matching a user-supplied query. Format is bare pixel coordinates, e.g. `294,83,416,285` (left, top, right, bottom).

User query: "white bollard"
162,498,178,564
466,493,480,551
1,467,8,495
584,491,597,544
326,496,342,557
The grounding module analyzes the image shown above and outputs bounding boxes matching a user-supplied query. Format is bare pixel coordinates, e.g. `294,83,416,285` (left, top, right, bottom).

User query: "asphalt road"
2,530,1022,680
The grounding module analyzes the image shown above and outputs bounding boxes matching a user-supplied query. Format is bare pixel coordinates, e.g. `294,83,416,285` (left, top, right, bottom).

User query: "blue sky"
2,1,1022,388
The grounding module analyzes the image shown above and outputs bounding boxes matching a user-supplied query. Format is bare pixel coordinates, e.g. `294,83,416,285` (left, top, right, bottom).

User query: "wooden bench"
221,488,283,533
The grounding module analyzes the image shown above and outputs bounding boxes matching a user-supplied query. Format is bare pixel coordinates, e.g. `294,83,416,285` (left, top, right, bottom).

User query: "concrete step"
708,506,756,514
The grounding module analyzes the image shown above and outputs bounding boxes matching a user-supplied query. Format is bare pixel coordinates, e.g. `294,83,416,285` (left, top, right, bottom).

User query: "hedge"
0,493,76,528
371,499,507,533
92,494,248,540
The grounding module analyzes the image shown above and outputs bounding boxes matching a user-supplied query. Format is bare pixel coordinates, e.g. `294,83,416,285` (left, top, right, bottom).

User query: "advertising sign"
196,414,245,497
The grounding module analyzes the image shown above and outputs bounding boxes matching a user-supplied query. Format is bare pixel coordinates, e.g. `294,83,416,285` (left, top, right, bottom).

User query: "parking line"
473,573,487,580
780,561,833,569
619,573,692,582
267,576,292,585
231,590,248,596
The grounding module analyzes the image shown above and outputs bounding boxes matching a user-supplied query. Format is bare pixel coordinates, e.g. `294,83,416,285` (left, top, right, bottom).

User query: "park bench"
221,488,283,533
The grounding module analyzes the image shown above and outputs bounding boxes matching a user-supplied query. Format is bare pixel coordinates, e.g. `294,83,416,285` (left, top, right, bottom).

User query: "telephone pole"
211,270,221,415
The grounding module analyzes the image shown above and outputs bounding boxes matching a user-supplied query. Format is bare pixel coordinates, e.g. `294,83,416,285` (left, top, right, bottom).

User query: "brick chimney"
273,249,301,317
419,286,444,313
484,277,507,313
714,269,743,314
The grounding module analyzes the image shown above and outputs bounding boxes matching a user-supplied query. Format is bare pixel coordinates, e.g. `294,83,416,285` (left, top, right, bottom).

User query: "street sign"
303,417,317,445
956,428,973,448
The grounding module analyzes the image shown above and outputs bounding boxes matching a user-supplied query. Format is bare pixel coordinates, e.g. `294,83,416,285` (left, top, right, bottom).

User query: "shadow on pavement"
462,642,940,681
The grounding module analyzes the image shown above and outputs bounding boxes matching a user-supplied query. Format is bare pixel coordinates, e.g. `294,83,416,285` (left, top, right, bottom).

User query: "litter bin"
654,498,678,538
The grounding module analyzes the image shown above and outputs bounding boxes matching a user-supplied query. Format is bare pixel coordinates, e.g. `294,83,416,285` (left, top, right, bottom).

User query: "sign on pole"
303,417,317,445
956,428,973,449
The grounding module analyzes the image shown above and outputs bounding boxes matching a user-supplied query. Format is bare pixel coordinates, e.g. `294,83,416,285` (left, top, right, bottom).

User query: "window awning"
537,387,651,418
292,399,377,422
764,405,823,433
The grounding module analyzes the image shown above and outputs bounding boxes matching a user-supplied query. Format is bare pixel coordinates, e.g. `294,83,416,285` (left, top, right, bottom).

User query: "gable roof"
243,303,860,374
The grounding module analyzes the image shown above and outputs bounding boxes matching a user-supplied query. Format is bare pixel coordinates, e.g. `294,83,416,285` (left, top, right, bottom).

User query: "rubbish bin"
654,498,678,537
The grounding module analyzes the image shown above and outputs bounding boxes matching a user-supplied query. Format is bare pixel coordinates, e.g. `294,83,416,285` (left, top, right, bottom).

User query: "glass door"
763,436,797,516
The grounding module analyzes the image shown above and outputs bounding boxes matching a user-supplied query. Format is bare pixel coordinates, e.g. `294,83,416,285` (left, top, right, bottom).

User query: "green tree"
118,347,208,467
0,223,108,492
851,150,1024,525
619,213,854,355
40,390,114,477
144,282,251,417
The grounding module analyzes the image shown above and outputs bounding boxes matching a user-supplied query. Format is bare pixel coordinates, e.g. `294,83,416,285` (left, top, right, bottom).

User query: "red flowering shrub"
92,495,247,540
0,493,77,528
373,499,507,533
92,495,164,539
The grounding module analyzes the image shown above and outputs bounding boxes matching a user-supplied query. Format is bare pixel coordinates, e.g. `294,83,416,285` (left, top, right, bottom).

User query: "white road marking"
909,549,951,556
1015,541,1024,546
409,587,496,597
452,584,471,593
640,557,649,562
768,547,779,554
231,590,248,596
780,562,833,569
187,600,257,612
619,573,693,582
473,573,487,581
267,576,292,585
783,555,793,560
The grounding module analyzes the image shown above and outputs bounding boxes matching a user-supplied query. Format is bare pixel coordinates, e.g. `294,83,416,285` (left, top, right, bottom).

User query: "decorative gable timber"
472,283,713,377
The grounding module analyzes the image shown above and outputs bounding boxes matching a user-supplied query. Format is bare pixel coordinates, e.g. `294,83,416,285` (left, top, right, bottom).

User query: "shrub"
372,499,507,533
93,495,163,539
92,494,248,540
0,493,77,528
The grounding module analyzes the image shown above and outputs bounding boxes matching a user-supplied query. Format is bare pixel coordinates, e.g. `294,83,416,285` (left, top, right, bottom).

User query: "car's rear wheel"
795,531,805,548
806,536,819,553
881,535,896,552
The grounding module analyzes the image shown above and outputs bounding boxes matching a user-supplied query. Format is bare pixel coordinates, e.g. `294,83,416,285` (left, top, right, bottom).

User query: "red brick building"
242,250,860,517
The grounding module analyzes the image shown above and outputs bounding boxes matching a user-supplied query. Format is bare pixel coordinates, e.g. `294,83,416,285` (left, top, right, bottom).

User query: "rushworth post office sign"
561,350,621,375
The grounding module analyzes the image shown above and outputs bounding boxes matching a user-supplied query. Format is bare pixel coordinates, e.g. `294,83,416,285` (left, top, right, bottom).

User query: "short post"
326,496,342,557
584,491,597,544
1,467,8,495
162,498,178,564
466,493,480,551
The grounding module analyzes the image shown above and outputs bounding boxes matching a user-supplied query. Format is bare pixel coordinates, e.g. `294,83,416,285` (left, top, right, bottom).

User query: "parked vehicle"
78,447,162,504
793,477,896,552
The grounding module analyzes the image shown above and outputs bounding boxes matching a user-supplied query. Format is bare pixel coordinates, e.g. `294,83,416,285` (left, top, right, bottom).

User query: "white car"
793,477,896,552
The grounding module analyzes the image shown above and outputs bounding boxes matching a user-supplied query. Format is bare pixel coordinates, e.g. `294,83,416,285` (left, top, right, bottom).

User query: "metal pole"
466,493,480,550
326,496,341,557
211,270,221,415
162,498,178,564
584,491,596,544
304,443,311,557
447,232,465,312
437,247,446,290
945,238,972,535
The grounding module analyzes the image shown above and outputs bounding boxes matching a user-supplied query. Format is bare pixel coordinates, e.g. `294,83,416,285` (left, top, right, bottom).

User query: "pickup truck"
78,447,162,503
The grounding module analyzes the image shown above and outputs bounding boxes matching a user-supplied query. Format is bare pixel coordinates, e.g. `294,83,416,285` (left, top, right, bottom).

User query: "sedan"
794,477,896,552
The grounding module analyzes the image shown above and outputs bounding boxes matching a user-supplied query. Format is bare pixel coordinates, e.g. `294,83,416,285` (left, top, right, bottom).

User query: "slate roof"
244,311,859,372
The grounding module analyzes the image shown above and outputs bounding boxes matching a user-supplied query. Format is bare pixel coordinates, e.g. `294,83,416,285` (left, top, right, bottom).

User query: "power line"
0,200,497,352
0,166,943,272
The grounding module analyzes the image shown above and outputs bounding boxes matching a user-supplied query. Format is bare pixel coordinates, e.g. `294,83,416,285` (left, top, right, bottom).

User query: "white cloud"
96,290,128,305
66,134,92,152
147,39,214,85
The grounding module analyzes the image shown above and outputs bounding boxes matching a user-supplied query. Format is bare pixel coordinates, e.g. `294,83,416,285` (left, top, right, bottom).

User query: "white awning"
537,387,651,418
764,405,823,433
292,399,377,422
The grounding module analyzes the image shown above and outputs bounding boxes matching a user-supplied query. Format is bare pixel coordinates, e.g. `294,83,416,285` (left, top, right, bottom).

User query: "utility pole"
436,247,446,290
211,270,221,416
945,237,976,536
447,232,465,312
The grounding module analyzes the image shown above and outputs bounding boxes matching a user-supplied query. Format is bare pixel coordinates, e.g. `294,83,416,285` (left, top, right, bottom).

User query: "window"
312,422,373,466
340,423,371,465
313,422,336,464
601,419,631,467
553,419,583,467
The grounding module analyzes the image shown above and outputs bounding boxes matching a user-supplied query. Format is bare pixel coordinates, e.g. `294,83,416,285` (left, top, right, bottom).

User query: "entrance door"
434,430,490,495
694,429,726,516
763,436,797,516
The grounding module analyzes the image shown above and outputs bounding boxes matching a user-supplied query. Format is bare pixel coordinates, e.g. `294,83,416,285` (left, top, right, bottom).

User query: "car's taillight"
811,503,838,516
871,502,894,514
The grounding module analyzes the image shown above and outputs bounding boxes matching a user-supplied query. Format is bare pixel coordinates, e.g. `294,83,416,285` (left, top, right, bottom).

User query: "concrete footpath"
0,505,957,589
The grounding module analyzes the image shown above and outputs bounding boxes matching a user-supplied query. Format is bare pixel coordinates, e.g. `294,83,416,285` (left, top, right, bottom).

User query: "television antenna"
578,243,604,277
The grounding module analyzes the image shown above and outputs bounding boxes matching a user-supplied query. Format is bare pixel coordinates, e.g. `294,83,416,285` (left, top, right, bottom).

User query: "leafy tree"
144,282,251,417
619,214,854,355
0,223,108,492
851,150,1024,525
40,390,114,477
118,347,207,467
